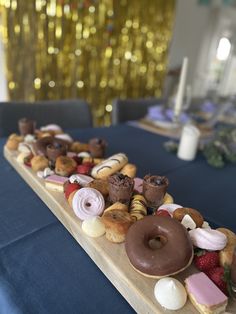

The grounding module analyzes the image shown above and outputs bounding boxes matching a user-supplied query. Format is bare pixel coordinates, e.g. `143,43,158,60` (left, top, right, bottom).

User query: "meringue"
78,152,91,158
72,187,105,221
43,167,54,178
154,277,187,310
189,228,227,250
37,167,54,179
69,174,93,186
157,203,182,217
55,133,73,143
40,124,62,132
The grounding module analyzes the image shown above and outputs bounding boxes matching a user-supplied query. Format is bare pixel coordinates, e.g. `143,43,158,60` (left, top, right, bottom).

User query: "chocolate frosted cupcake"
108,173,134,205
88,138,107,158
18,118,36,136
142,175,169,208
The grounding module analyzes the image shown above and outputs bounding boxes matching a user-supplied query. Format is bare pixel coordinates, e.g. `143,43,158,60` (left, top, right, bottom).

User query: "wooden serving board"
137,119,214,140
4,147,236,314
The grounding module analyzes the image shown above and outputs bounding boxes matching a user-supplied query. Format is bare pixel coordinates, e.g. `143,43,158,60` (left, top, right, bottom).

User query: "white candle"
177,125,200,161
174,57,189,117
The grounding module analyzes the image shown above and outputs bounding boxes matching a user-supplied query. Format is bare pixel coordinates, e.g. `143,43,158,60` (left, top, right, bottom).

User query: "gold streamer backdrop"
0,0,175,125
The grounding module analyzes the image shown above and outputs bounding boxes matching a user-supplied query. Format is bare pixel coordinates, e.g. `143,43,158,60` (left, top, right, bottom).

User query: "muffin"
108,173,134,205
102,210,133,243
55,156,77,176
142,175,169,208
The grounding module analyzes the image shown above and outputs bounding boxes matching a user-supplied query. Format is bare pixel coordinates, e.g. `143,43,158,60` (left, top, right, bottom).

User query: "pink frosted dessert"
189,228,227,251
185,272,228,314
45,174,68,192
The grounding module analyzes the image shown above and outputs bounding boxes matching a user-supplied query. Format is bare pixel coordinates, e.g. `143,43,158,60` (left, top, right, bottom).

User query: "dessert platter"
4,118,236,314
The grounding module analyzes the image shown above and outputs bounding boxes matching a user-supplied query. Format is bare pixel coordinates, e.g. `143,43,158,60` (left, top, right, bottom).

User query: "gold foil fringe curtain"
0,0,175,126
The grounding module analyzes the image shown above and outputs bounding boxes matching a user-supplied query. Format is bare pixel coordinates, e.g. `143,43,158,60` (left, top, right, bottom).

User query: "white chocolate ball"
82,216,105,238
154,277,187,310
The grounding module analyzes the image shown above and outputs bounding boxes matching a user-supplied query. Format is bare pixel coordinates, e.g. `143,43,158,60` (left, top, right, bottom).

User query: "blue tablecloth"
0,124,235,314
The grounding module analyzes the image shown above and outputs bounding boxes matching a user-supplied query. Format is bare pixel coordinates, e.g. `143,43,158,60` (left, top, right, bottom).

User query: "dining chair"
111,97,165,125
0,99,93,137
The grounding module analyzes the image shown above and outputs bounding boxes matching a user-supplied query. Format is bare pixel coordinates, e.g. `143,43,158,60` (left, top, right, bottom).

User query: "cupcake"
142,175,169,208
18,118,36,136
102,210,133,243
88,138,107,158
108,173,134,205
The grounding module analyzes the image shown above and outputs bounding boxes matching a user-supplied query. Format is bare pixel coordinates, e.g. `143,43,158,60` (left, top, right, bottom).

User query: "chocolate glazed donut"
125,216,193,278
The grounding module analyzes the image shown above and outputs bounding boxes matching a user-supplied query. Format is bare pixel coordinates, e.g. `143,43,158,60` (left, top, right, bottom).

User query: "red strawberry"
82,162,94,167
64,182,80,199
72,156,82,165
155,210,171,217
24,154,33,167
77,162,94,175
206,267,228,296
194,251,219,272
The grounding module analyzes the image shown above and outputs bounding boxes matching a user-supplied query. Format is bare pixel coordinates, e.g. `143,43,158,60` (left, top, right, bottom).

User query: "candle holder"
172,111,181,125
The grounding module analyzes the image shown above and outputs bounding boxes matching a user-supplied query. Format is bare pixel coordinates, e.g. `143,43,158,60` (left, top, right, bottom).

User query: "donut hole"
148,235,167,250
85,202,91,207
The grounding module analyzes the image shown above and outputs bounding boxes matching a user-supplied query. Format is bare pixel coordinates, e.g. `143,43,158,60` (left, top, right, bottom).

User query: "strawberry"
64,182,80,199
24,154,33,167
206,267,228,296
194,250,219,272
155,210,171,217
77,162,94,175
72,156,82,165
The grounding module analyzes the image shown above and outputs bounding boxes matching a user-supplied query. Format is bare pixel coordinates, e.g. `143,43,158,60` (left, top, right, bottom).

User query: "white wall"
0,18,8,101
168,0,211,87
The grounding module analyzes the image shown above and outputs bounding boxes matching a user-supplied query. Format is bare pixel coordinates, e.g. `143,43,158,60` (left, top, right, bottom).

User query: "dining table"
0,124,235,314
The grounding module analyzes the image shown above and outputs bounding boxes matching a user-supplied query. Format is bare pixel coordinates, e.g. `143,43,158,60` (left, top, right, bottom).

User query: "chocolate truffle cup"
88,138,107,158
18,118,36,136
108,173,134,205
142,175,169,209
46,142,67,167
